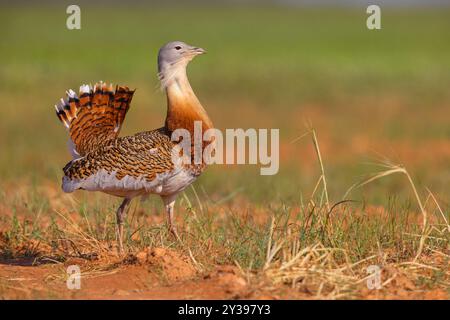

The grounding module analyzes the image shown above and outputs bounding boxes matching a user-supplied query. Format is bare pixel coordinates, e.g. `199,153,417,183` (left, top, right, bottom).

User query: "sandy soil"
0,247,265,300
0,245,447,300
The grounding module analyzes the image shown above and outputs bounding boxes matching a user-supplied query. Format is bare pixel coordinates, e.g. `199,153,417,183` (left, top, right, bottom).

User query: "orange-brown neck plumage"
164,67,213,135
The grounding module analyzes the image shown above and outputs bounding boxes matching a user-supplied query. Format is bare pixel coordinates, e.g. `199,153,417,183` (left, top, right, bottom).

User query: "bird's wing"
55,81,135,157
61,129,177,194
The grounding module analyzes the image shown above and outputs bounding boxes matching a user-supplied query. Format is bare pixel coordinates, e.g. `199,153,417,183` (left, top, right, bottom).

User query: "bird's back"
62,128,198,197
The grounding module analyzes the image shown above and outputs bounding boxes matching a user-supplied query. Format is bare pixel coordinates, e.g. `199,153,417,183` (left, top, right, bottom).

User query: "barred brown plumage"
55,82,135,157
54,41,212,253
63,128,173,182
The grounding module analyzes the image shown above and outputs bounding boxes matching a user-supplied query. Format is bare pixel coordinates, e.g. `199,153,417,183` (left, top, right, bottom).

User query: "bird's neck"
163,65,213,136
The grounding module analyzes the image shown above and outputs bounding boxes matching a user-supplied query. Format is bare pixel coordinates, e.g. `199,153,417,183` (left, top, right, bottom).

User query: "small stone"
112,289,130,296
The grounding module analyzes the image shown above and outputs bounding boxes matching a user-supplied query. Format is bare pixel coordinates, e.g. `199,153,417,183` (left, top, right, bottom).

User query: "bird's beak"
190,47,206,55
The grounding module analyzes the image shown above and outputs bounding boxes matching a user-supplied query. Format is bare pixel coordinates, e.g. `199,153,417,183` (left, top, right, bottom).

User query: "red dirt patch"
131,247,197,282
0,250,448,300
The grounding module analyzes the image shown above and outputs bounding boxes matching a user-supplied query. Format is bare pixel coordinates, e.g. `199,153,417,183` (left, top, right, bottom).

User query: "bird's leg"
116,198,131,254
167,201,179,239
162,195,181,241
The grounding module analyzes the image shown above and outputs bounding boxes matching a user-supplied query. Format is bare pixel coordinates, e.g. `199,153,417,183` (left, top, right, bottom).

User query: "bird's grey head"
158,41,206,74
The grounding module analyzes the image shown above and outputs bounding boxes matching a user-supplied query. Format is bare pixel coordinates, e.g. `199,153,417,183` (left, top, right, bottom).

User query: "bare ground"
0,245,448,300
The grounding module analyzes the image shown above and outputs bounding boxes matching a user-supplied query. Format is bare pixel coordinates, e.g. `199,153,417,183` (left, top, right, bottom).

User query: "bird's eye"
175,46,182,50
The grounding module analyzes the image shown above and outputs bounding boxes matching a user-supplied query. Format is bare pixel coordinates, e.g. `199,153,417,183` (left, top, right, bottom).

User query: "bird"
54,41,213,253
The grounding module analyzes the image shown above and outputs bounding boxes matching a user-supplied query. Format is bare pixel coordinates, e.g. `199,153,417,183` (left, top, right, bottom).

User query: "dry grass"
259,128,449,299
0,5,449,299
4,126,447,299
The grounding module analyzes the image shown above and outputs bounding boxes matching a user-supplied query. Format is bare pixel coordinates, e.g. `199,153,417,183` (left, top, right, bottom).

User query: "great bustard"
54,41,213,252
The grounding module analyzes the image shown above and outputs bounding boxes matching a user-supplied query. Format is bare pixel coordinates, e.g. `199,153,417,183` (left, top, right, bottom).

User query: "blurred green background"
0,1,449,206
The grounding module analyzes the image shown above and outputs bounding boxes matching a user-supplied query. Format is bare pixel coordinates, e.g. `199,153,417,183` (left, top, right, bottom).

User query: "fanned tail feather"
54,81,135,157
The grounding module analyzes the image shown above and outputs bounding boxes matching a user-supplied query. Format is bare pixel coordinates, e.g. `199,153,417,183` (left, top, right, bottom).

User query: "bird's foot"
169,225,182,243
